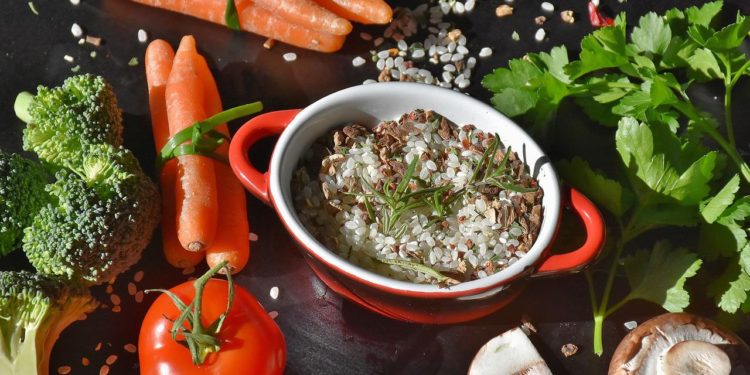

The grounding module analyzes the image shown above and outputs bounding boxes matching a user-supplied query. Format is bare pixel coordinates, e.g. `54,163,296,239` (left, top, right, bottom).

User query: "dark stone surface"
1,0,749,374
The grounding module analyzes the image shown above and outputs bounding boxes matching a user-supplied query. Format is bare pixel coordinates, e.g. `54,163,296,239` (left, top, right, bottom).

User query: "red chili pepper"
588,1,614,28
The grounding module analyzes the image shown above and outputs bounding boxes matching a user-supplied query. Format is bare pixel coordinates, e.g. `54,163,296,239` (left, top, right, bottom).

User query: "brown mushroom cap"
609,313,748,375
662,340,731,375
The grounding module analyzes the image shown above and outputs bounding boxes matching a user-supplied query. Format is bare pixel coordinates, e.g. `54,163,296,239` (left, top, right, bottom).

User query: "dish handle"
533,188,606,277
229,109,301,204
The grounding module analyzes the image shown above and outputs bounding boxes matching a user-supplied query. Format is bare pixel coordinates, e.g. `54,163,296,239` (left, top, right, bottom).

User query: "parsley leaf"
631,12,672,55
687,48,724,80
622,241,702,312
556,158,633,216
685,1,723,27
701,174,740,223
709,260,750,313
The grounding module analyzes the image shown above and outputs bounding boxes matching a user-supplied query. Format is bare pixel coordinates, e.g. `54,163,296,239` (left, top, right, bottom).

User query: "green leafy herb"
224,0,241,31
483,0,750,356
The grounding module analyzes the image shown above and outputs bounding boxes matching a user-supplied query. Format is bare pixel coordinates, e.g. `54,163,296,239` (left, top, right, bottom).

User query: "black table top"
1,0,749,374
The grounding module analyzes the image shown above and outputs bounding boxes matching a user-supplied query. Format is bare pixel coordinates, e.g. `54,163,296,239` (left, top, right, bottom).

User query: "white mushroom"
609,313,749,375
469,327,552,375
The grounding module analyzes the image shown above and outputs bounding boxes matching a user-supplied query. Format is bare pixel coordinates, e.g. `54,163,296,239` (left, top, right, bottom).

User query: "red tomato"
139,279,286,375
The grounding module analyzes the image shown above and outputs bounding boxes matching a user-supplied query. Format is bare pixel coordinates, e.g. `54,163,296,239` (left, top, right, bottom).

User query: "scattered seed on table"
63,55,74,63
282,53,297,62
541,2,554,12
360,32,372,41
182,266,195,275
374,37,384,47
70,0,80,4
71,23,83,37
105,285,113,294
534,28,546,41
82,357,90,366
134,270,144,282
90,51,97,58
128,57,139,66
137,29,148,43
95,342,102,351
112,305,121,313
69,64,79,72
127,282,137,296
85,35,102,46
249,232,259,241
110,294,121,306
352,56,366,67
511,30,520,41
100,364,110,375
496,5,513,17
269,286,280,300
106,355,118,365
478,47,492,58
263,38,275,49
135,291,144,303
623,321,638,330
124,344,138,353
560,10,575,23
465,0,475,11
561,343,579,357
535,16,547,25
57,366,72,375
78,38,85,45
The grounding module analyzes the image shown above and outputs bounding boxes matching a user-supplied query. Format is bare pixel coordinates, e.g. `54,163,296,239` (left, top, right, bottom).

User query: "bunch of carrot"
131,0,393,52
146,35,250,273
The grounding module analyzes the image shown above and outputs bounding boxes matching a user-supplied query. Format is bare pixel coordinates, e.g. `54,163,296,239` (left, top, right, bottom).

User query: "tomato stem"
146,261,234,365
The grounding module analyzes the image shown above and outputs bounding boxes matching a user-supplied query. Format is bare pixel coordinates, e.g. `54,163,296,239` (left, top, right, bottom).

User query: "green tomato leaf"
490,89,538,117
706,14,750,51
687,48,724,80
556,157,633,216
623,241,702,312
701,175,741,223
631,12,672,55
685,1,723,27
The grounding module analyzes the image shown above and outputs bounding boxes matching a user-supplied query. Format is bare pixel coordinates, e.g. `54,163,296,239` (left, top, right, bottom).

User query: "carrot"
166,35,219,252
145,40,204,268
253,0,352,36
190,46,251,274
313,0,392,25
130,0,346,52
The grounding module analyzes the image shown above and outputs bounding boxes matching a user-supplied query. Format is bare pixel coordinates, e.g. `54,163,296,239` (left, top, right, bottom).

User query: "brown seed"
127,282,137,296
124,344,137,353
560,10,575,24
95,342,102,351
496,4,513,17
263,38,275,49
534,16,547,25
57,365,72,374
99,364,110,375
85,35,102,46
135,291,144,303
561,343,579,357
110,294,121,306
112,305,121,313
106,355,118,365
447,29,462,42
105,285,113,294
82,357,90,366
133,271,144,282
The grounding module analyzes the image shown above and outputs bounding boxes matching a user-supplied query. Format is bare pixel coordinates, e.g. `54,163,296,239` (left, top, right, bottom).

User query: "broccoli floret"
0,270,97,375
23,144,160,285
0,151,49,255
15,74,123,168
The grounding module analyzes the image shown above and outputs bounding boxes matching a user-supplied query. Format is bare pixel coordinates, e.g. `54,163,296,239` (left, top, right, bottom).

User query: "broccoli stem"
14,92,34,125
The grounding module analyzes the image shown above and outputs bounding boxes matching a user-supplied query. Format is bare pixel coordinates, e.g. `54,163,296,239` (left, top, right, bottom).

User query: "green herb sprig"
483,1,750,356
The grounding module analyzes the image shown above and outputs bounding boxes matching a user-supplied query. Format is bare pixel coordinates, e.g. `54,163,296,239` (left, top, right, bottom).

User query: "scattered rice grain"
541,2,554,12
137,29,148,43
269,286,280,299
282,53,297,62
352,56,366,67
71,23,83,37
478,47,492,58
534,28,546,42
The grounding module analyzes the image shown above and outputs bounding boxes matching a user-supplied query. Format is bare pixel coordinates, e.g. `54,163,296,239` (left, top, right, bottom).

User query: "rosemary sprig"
377,257,459,285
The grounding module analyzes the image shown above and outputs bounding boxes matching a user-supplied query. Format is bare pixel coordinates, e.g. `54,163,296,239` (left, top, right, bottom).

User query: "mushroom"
468,327,552,375
609,313,750,375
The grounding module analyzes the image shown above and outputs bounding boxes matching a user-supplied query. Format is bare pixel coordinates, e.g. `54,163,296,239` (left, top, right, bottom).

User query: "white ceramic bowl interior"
270,82,560,294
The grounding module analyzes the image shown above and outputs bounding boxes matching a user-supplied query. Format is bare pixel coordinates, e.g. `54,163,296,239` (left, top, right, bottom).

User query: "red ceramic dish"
229,83,605,324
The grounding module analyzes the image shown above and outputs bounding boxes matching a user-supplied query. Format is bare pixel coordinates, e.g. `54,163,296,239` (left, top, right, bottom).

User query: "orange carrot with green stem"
166,35,219,252
145,39,204,268
129,0,346,52
187,40,252,274
313,0,392,25
253,0,352,36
